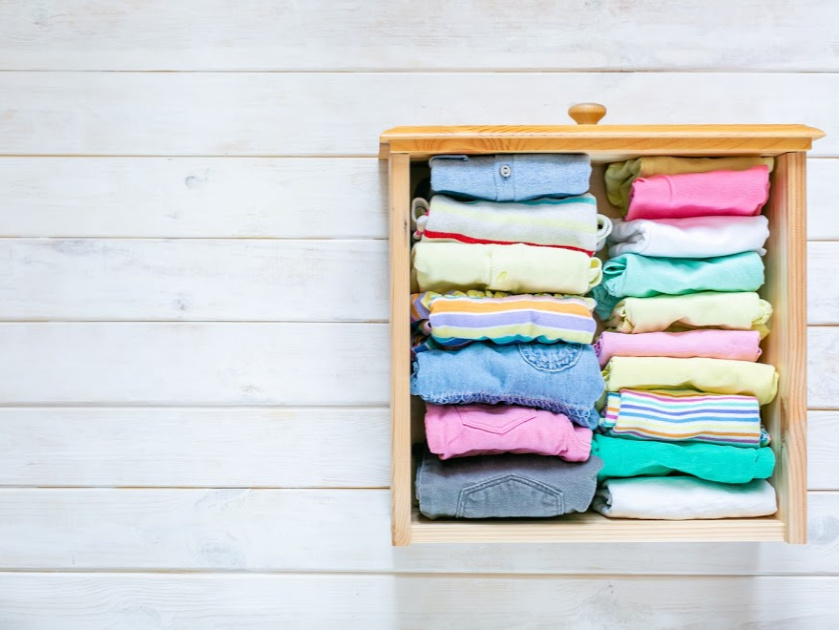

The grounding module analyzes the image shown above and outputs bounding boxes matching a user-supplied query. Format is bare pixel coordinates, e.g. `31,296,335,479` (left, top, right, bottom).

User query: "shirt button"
499,164,512,177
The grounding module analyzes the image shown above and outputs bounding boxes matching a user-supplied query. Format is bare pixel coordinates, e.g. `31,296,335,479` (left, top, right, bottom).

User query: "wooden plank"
0,489,833,574
0,239,833,324
0,239,389,322
0,324,831,406
0,157,388,239
0,408,389,488
0,323,388,405
0,0,835,72
0,157,834,240
807,327,839,409
808,412,840,491
0,408,833,490
762,152,808,542
380,124,825,157
808,242,840,325
1,574,835,629
412,512,787,544
0,73,835,157
388,154,412,546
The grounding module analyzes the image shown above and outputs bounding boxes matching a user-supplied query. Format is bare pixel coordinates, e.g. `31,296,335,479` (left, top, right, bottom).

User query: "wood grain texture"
0,157,834,240
0,157,388,239
0,239,833,324
0,408,834,490
380,124,825,157
388,154,412,546
0,323,831,407
1,0,836,72
0,73,836,156
0,323,388,405
0,489,833,574
0,239,390,322
763,152,808,542
0,573,836,629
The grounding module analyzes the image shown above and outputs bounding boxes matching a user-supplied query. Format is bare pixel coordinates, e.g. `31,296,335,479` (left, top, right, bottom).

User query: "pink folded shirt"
595,330,763,368
425,403,592,461
627,166,770,221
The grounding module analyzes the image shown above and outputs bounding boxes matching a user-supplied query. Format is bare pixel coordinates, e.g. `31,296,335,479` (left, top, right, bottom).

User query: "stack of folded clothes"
411,153,611,520
590,157,780,520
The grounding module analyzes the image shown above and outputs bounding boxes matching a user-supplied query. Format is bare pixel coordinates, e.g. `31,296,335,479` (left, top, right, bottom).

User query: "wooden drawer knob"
568,103,607,125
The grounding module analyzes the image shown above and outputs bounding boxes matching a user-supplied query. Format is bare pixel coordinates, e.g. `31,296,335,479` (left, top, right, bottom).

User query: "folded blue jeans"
411,341,604,428
416,449,603,519
429,154,591,201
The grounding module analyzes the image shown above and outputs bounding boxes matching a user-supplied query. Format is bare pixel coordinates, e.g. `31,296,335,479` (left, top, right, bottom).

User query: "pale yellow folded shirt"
412,241,602,294
605,156,776,210
607,291,772,338
602,357,778,405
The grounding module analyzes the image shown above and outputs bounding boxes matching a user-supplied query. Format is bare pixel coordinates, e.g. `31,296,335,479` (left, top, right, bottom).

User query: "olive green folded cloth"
602,356,779,405
592,434,775,483
604,156,775,211
607,291,772,338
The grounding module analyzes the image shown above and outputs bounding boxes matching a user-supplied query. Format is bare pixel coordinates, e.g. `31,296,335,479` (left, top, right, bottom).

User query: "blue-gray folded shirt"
430,153,591,201
416,449,603,519
411,341,604,428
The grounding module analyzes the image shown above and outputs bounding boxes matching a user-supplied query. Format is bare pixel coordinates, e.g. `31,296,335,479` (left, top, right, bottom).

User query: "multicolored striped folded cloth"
600,389,769,448
410,291,597,353
412,194,611,256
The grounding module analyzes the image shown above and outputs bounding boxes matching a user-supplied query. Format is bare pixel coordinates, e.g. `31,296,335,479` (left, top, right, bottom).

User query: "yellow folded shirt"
605,156,775,211
607,292,772,338
411,241,602,294
602,357,778,405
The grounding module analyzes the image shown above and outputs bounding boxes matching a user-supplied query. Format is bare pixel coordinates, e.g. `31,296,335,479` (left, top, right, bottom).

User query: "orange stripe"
432,299,592,317
615,427,758,439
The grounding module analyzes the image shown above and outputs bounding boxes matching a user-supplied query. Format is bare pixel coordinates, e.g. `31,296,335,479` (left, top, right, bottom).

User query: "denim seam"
456,474,563,518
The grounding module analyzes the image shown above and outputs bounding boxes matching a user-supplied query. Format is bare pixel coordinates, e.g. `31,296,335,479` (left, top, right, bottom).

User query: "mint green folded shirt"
591,252,765,319
591,434,775,483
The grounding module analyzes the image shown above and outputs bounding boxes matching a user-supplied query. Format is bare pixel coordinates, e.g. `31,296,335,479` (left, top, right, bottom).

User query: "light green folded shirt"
602,356,779,405
591,252,765,319
604,156,776,211
607,291,772,338
412,241,602,294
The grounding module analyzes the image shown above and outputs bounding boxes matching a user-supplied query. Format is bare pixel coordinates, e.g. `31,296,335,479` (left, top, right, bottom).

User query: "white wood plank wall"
0,2,836,627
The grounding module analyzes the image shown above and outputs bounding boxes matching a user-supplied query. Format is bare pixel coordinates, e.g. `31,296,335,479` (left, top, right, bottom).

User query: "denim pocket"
456,406,535,435
518,343,583,373
457,474,563,518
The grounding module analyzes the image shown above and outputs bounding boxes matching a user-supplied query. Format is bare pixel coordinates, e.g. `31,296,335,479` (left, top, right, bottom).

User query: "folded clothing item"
411,291,597,349
425,403,592,460
411,341,604,428
412,241,602,294
626,166,770,221
592,477,777,520
594,330,762,368
591,434,775,483
430,153,591,201
591,252,765,319
601,389,766,448
607,291,772,337
412,194,612,255
602,357,779,405
608,216,770,259
605,156,774,210
416,448,602,519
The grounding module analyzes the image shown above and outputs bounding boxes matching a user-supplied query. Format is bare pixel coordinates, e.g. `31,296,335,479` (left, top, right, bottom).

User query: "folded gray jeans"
416,449,603,519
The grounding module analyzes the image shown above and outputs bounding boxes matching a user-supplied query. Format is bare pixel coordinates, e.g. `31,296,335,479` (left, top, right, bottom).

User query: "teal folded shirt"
591,252,765,319
591,434,775,483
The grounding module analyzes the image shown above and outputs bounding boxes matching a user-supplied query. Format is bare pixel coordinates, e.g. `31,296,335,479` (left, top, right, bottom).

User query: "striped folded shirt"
413,194,609,255
410,291,597,353
600,389,769,448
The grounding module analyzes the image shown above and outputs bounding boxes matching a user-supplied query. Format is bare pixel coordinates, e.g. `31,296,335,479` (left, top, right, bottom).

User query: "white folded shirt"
592,476,777,519
608,216,769,259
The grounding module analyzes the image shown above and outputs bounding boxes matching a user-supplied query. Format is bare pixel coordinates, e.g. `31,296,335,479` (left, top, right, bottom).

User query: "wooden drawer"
380,106,824,546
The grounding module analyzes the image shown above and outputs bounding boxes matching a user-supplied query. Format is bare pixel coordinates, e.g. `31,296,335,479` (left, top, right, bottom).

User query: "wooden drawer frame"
380,121,824,546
